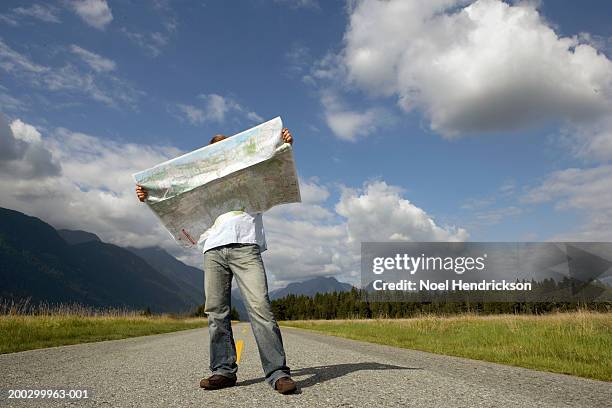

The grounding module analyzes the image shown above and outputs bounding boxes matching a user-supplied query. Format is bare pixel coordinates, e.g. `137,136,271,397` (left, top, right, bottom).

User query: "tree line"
270,285,611,321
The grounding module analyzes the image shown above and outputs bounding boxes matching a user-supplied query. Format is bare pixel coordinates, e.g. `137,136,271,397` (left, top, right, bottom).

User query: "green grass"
282,312,612,381
0,315,207,354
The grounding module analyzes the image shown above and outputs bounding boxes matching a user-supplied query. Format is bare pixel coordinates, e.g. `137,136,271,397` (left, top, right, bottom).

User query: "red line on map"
181,229,196,245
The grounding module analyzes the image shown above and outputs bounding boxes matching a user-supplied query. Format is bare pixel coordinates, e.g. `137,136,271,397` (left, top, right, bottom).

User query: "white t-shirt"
198,210,267,253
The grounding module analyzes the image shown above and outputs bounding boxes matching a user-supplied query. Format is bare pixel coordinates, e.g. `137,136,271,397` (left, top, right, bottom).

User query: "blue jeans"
203,243,290,387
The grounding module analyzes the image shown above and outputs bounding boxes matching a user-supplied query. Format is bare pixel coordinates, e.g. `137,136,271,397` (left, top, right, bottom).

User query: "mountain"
269,276,354,300
127,246,204,306
58,229,101,245
0,207,200,313
0,207,352,319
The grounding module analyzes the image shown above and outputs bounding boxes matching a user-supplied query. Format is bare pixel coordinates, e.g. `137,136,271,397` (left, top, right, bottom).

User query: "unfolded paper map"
133,117,301,249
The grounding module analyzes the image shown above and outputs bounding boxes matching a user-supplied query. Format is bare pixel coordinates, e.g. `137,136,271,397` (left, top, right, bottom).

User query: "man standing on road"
135,128,297,395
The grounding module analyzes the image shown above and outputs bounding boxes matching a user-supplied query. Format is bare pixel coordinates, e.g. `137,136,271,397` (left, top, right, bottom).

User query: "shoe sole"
277,385,297,395
200,382,237,390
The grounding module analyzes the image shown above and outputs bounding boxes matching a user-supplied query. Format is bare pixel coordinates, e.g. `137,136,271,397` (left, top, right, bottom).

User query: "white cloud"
0,120,181,255
269,179,334,222
0,117,467,286
325,109,379,141
561,117,612,162
264,180,467,287
320,90,385,141
0,87,26,112
0,38,139,108
300,179,330,204
0,38,47,73
338,0,612,137
70,0,113,30
285,44,311,77
119,2,177,58
0,14,19,26
13,4,61,23
578,32,612,58
0,114,61,179
10,119,42,143
524,165,612,240
0,4,60,26
121,29,169,58
273,0,319,9
336,181,468,244
202,94,233,122
175,94,262,125
176,104,205,125
70,45,116,73
473,206,523,226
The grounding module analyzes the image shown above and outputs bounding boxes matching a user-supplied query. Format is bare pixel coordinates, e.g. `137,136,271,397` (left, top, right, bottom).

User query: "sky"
1,0,611,289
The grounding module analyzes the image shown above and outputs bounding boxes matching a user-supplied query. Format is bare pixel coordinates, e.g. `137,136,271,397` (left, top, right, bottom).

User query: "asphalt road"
1,323,610,407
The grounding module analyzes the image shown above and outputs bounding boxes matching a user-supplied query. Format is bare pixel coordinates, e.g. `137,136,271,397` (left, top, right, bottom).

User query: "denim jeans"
203,243,290,387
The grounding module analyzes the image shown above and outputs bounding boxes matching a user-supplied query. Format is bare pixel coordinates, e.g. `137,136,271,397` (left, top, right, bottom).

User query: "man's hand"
136,185,148,202
281,128,293,145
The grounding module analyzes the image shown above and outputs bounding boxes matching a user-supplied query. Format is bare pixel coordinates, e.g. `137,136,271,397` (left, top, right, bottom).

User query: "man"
135,128,297,394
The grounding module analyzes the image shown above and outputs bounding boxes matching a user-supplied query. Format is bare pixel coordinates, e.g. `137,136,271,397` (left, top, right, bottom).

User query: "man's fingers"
136,184,148,201
281,128,293,145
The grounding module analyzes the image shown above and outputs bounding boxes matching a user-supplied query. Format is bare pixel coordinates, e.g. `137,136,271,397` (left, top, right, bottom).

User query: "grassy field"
0,314,207,354
282,312,612,381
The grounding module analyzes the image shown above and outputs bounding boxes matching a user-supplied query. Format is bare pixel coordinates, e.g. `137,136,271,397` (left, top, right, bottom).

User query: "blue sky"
1,0,611,286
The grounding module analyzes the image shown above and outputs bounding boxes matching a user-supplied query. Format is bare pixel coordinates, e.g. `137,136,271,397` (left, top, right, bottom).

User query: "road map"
133,117,301,249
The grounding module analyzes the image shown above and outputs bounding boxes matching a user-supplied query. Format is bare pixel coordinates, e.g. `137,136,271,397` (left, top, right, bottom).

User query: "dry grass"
282,311,612,381
0,298,207,354
0,298,145,317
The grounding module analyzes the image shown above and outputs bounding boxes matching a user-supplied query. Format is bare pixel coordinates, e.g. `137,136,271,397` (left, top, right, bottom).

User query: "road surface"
1,323,610,407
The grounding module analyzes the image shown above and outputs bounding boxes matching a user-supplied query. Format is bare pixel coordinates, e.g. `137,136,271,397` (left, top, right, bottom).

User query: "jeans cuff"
266,371,291,388
211,371,237,380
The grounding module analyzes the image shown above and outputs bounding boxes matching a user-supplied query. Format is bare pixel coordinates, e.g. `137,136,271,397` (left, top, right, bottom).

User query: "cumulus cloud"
320,90,385,141
336,181,468,244
0,120,180,254
524,165,612,240
0,114,24,161
70,45,116,72
301,52,388,141
0,118,467,286
336,0,612,137
0,114,61,178
175,94,263,125
264,180,467,287
69,0,113,30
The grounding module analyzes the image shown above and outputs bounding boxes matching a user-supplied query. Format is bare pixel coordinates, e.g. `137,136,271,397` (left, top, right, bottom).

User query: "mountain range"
0,207,353,317
269,276,353,299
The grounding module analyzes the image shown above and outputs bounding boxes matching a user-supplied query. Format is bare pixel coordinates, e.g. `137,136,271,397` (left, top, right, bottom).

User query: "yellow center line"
236,339,244,364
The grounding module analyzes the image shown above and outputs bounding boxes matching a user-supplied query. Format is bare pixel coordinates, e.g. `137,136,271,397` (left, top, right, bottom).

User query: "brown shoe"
200,374,237,390
274,377,297,394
